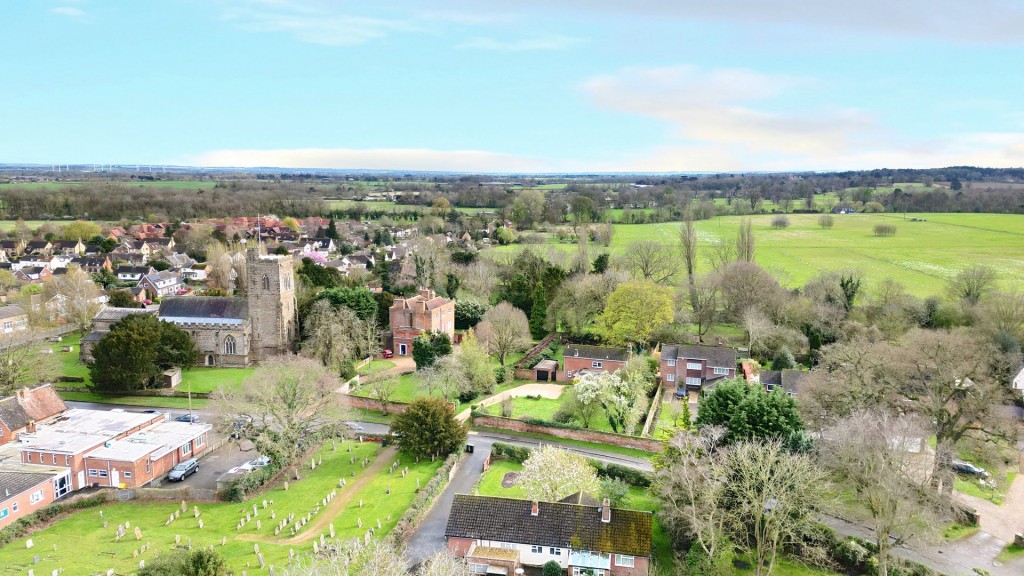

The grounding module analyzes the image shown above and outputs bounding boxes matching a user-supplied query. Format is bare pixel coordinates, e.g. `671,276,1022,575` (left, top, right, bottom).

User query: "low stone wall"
341,394,411,415
471,415,662,452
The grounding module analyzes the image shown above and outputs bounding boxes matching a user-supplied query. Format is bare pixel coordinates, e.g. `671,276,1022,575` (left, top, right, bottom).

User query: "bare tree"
948,264,997,307
476,302,530,365
365,376,400,415
46,266,101,333
622,240,679,284
0,338,60,396
705,237,736,271
981,289,1024,342
547,273,620,338
421,355,468,401
213,356,346,463
684,275,718,342
678,214,698,285
820,411,941,576
205,242,235,293
736,218,755,262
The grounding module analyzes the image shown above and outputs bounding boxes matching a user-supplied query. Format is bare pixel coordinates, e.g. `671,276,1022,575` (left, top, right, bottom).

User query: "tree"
818,214,834,229
820,411,941,576
90,314,199,392
46,266,101,333
61,220,102,241
298,257,343,288
736,218,755,262
476,302,530,365
715,261,784,321
0,339,60,396
510,189,545,227
454,300,488,330
722,440,827,576
515,445,601,502
421,355,468,402
457,328,496,393
679,214,698,285
366,376,400,415
685,275,719,342
431,197,452,217
391,397,467,458
372,290,394,329
948,264,997,307
205,243,235,293
326,219,340,240
214,356,346,463
317,286,378,321
107,289,141,308
571,374,609,429
137,547,228,576
592,252,610,274
548,273,618,339
302,300,380,377
597,280,674,347
770,215,790,229
622,240,679,284
412,331,452,370
528,282,547,339
694,379,803,445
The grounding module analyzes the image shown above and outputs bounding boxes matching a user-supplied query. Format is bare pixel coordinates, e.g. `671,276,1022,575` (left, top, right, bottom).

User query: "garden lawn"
47,334,254,400
485,389,633,435
351,373,527,415
476,459,673,570
486,213,1024,297
954,470,1016,505
470,426,655,460
0,440,439,575
357,359,395,376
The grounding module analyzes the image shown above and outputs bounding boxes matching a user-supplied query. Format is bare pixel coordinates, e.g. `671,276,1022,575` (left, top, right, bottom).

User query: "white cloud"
193,147,559,173
458,35,580,51
50,6,87,19
218,0,417,46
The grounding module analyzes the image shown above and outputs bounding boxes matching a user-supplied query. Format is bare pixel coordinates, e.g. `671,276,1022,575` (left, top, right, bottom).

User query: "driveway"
169,440,259,490
956,473,1024,543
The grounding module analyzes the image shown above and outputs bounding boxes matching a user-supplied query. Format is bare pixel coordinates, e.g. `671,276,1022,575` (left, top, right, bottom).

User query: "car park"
167,458,199,481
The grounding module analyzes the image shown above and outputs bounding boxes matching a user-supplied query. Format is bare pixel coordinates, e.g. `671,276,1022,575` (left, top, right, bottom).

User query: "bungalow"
116,265,155,283
659,344,737,395
446,494,653,576
182,263,210,282
0,305,29,335
138,271,183,299
564,345,631,380
0,469,70,529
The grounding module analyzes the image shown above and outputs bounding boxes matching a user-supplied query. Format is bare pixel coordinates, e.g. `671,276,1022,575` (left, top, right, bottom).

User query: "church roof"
158,297,248,325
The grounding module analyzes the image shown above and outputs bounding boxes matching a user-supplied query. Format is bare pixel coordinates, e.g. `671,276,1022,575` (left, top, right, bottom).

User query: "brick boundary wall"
52,385,214,400
471,415,662,452
340,394,412,414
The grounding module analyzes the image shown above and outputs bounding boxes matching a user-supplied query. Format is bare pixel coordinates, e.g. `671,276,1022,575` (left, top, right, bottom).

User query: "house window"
89,470,98,477
550,547,562,556
2,321,10,330
64,456,70,466
26,453,31,463
123,471,132,479
197,434,206,446
145,460,151,473
531,545,543,554
685,377,701,387
766,384,776,392
468,563,488,574
52,455,58,465
30,490,44,505
686,362,702,370
592,361,603,369
98,470,108,478
12,502,18,513
181,441,193,456
224,335,236,355
0,508,7,519
713,367,729,375
666,374,675,382
666,359,675,367
573,569,605,576
616,555,636,567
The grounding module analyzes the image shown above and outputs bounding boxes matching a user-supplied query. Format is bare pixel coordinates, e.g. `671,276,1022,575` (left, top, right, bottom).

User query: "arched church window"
262,275,270,290
224,335,237,355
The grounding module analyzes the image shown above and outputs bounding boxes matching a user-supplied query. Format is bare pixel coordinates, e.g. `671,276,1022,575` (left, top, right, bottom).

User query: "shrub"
873,223,897,237
500,397,514,418
223,462,281,502
458,389,480,404
390,452,460,544
818,214,834,229
0,493,109,547
599,477,630,507
542,560,562,576
771,215,790,229
771,347,796,370
588,461,653,487
491,442,532,463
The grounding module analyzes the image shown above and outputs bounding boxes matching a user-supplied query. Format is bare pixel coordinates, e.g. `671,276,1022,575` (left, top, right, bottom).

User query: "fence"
471,415,662,452
641,386,664,438
514,333,561,370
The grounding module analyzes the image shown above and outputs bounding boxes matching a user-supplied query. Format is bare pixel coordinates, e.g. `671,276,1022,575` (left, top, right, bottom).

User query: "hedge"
389,452,461,545
808,523,943,576
0,493,109,547
491,442,653,487
491,442,531,464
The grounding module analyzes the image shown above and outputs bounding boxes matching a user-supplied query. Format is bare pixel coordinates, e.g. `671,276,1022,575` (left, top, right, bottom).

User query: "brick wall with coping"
471,415,662,452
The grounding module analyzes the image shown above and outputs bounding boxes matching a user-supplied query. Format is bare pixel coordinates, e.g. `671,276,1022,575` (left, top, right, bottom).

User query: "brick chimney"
418,288,435,300
15,387,28,401
26,420,35,434
531,500,539,517
601,498,611,523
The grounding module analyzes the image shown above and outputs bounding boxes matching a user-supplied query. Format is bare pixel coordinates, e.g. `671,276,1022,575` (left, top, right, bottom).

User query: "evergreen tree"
694,379,803,445
391,397,467,458
529,282,547,339
90,314,199,392
326,219,339,239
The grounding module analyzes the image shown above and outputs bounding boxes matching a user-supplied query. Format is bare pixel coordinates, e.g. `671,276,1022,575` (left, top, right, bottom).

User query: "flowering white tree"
573,367,649,434
516,445,601,502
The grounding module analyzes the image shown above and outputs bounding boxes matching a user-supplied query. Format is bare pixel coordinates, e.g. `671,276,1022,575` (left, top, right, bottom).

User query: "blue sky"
3,0,1024,172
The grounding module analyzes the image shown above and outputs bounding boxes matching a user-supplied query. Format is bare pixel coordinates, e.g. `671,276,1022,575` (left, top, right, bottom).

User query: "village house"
446,494,653,576
70,256,113,274
24,241,52,258
659,344,737,397
50,240,86,256
388,288,455,357
0,305,29,336
138,270,184,299
564,345,632,380
0,240,26,259
740,361,810,398
116,265,155,283
13,266,52,284
0,385,67,445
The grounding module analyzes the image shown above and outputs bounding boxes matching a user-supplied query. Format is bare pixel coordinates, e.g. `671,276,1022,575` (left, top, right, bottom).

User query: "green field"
490,213,1024,296
485,390,625,435
0,440,440,574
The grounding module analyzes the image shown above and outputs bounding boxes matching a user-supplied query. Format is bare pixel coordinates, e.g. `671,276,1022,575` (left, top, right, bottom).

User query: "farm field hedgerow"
0,440,440,575
488,213,1024,296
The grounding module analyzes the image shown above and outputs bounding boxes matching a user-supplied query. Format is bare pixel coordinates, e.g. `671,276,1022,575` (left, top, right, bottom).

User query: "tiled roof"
566,345,629,362
761,369,811,395
0,305,27,320
445,494,653,557
0,471,56,504
0,385,67,432
661,344,736,369
158,296,247,321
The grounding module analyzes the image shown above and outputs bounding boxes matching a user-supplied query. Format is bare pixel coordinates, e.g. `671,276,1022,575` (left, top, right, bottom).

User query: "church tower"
246,249,297,360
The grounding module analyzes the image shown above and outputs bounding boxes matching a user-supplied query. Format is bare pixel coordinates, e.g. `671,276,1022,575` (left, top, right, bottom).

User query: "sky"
3,0,1024,173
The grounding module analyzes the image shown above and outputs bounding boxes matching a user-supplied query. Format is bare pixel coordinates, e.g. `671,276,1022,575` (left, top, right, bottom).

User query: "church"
82,250,297,367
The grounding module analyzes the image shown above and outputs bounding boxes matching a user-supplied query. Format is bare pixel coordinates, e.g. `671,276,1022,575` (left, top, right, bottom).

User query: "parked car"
952,459,989,478
167,458,199,481
230,416,253,439
248,455,271,469
344,421,364,431
174,414,200,423
382,349,394,359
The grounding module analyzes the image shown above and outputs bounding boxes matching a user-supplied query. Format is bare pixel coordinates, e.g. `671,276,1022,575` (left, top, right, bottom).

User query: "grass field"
49,334,253,407
0,440,439,574
489,213,1024,296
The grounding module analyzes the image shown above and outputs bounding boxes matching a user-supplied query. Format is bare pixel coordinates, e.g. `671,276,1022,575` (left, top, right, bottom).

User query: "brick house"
388,289,455,357
138,270,183,299
446,494,653,576
564,345,631,380
0,385,67,445
13,266,52,284
0,305,29,335
0,470,67,529
659,344,737,394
